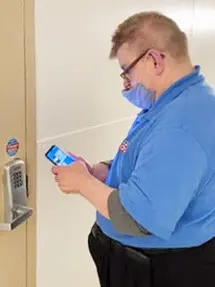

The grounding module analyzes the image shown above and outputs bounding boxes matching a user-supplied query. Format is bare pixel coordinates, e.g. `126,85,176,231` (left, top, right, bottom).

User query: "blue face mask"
122,83,155,110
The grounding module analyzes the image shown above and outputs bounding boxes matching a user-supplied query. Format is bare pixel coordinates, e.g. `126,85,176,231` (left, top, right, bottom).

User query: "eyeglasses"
120,49,149,80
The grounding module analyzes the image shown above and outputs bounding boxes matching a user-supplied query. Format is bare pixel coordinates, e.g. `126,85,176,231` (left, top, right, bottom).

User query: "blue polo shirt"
96,66,215,249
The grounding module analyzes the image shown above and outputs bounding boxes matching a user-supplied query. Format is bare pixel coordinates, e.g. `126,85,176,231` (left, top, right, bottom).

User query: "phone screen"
45,145,76,166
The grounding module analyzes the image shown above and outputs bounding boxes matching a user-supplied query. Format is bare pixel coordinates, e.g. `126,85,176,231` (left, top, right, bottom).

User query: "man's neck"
156,62,194,99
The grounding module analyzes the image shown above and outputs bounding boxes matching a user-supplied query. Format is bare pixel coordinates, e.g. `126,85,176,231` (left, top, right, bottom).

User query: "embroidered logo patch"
119,139,129,153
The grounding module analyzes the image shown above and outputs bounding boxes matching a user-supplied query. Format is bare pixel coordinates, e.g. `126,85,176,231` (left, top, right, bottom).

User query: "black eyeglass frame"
120,49,149,80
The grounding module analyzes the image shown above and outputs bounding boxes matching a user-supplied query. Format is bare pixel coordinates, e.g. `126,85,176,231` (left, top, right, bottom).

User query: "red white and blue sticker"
6,138,20,157
119,139,129,153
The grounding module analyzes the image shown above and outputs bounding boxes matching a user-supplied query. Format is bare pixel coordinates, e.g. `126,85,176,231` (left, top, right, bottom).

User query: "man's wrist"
79,175,113,219
79,173,95,196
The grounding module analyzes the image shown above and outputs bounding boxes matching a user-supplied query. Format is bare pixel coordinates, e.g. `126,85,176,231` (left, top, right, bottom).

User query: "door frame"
24,0,36,286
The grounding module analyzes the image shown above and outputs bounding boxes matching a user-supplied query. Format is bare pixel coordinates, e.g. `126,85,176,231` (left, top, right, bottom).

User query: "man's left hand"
51,161,91,194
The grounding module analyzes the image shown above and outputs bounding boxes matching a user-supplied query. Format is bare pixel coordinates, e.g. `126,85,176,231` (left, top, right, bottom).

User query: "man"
52,11,215,287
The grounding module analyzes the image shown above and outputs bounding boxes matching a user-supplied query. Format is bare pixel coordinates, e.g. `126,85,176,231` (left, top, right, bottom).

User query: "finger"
76,156,87,165
51,166,59,175
82,160,92,170
68,153,88,165
67,152,78,160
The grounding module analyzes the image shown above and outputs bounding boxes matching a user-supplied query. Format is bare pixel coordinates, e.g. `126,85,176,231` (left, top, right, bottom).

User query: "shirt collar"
141,65,204,120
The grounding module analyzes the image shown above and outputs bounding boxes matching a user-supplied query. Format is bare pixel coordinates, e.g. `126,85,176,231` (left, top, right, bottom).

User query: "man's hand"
67,152,93,174
91,163,109,183
52,161,92,194
51,161,113,218
68,153,109,182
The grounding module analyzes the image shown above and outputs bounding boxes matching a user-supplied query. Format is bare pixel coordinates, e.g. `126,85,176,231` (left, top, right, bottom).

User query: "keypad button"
11,171,24,189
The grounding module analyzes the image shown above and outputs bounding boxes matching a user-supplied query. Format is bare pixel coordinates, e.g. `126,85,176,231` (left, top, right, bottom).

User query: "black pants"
88,224,215,287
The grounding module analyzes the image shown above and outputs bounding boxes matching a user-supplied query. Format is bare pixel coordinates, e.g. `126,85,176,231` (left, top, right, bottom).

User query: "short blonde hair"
110,11,189,60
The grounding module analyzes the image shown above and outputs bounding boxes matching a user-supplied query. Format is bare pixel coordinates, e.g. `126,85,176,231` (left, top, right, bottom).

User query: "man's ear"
149,50,165,75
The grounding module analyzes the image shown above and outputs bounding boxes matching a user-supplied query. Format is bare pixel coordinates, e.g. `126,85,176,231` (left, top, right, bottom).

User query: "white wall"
35,1,215,286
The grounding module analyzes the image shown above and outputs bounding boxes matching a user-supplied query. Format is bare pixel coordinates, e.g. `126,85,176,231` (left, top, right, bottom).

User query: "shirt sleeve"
118,127,207,240
108,190,151,236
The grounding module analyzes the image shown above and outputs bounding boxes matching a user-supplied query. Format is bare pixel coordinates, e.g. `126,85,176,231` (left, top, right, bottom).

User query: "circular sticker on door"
6,138,20,157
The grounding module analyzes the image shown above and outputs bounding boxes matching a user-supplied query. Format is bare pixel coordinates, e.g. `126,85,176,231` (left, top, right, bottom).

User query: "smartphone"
45,145,77,166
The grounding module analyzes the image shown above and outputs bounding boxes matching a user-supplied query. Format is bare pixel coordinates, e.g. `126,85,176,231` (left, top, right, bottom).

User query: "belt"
91,224,214,256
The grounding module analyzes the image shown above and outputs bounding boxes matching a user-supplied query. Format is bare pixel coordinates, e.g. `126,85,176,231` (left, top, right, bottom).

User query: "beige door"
0,1,36,286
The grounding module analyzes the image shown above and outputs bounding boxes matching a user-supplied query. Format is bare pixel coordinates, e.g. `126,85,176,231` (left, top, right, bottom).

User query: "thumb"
67,152,92,172
67,152,77,160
